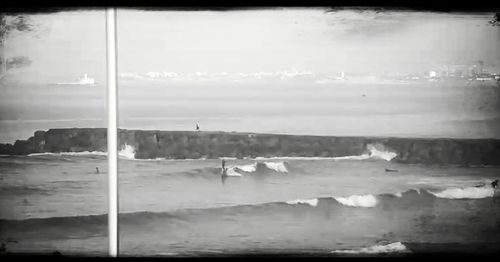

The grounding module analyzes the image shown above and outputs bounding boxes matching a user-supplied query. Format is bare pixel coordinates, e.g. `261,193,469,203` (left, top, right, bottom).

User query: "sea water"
1,154,500,255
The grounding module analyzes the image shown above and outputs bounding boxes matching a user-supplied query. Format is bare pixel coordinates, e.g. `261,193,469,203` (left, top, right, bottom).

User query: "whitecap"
331,242,409,254
366,144,397,161
27,151,107,156
118,144,136,159
429,186,493,199
334,194,378,207
263,161,288,173
233,163,257,173
285,198,319,207
225,167,243,177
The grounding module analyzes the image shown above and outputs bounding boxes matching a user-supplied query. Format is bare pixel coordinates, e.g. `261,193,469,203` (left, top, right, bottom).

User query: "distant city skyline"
3,9,500,84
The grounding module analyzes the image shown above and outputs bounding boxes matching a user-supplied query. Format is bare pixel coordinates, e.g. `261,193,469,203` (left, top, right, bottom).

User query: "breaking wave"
119,144,136,159
232,163,258,173
254,144,396,162
26,144,137,160
225,167,243,177
27,151,107,157
333,194,378,208
366,144,397,161
429,186,494,199
331,242,410,254
285,198,319,207
263,161,288,173
2,188,497,241
222,162,289,177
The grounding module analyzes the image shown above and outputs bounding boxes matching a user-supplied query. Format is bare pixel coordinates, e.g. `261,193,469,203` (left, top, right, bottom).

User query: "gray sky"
2,9,500,142
4,8,500,82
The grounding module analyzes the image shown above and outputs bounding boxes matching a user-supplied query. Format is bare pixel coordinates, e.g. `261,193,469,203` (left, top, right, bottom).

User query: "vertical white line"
106,7,119,257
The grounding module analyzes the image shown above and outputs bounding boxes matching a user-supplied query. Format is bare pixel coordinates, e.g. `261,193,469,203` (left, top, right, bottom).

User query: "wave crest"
27,151,106,156
225,167,243,177
285,198,318,207
233,163,257,173
119,144,136,159
367,144,397,161
263,161,288,173
429,186,494,199
334,194,378,207
331,242,410,254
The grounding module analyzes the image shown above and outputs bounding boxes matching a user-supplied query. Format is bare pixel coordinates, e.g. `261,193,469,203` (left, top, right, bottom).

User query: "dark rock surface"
1,128,499,166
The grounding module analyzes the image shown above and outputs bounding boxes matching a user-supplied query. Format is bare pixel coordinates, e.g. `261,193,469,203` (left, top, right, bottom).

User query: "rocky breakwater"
1,128,499,166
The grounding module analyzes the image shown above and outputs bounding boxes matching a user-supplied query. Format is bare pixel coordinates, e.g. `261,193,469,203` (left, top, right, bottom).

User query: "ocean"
1,150,499,256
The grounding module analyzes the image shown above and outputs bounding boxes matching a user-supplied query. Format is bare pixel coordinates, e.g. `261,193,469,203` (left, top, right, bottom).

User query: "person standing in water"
221,159,228,184
196,123,200,131
492,179,499,190
492,179,499,204
96,167,100,174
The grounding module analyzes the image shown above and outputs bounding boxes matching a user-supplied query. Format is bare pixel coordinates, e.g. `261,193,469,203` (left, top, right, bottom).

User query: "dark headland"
1,128,500,166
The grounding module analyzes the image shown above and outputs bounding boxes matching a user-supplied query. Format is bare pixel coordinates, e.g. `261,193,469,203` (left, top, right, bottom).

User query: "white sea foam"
429,186,494,199
334,194,378,207
119,144,136,159
234,163,257,173
27,151,107,156
253,144,396,162
392,192,403,198
263,161,288,173
285,198,319,207
254,156,364,160
366,144,397,161
332,154,371,160
331,242,410,254
225,167,243,177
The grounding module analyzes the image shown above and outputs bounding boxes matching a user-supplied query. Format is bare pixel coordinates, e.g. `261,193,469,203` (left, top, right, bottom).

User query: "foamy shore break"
1,128,500,166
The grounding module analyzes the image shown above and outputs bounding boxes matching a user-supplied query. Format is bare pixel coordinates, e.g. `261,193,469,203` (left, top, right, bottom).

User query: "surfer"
96,167,100,174
385,168,398,172
492,179,499,190
492,179,500,204
221,159,228,184
196,123,200,131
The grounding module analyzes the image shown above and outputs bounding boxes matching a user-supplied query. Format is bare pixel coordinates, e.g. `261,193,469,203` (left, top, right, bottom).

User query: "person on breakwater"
221,159,228,184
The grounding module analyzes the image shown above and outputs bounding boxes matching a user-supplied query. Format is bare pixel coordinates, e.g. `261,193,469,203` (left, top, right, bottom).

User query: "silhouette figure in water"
221,159,228,184
96,167,100,174
385,168,398,172
196,123,200,131
492,179,500,205
492,180,499,190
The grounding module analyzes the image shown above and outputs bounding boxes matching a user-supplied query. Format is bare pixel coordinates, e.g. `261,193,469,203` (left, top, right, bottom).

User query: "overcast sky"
4,8,500,82
2,8,500,141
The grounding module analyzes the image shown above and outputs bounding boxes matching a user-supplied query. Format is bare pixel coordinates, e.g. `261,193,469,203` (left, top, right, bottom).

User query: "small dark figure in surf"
221,159,228,184
492,179,499,190
385,168,398,172
196,123,200,131
96,167,100,174
492,179,500,204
